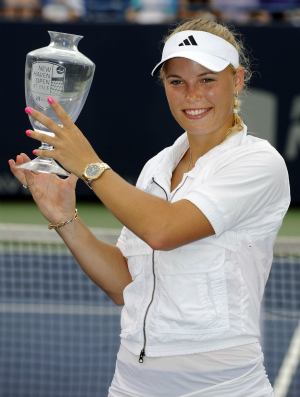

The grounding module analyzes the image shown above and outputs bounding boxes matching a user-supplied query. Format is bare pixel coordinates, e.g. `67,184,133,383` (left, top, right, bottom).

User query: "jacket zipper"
138,176,188,363
139,249,156,363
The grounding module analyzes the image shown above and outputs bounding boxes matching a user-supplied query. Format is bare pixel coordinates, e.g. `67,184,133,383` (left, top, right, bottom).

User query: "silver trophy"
16,31,95,176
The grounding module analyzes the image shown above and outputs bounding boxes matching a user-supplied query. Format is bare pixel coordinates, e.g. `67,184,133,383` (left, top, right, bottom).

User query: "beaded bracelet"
48,209,78,230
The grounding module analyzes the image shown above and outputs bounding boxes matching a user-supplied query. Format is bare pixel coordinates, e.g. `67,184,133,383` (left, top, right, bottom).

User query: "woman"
9,18,290,397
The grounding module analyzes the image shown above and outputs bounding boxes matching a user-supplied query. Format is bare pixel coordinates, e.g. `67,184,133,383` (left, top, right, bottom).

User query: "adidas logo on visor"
179,35,198,46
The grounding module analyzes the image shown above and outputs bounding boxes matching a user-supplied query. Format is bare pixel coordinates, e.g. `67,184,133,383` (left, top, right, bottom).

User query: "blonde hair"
160,18,252,140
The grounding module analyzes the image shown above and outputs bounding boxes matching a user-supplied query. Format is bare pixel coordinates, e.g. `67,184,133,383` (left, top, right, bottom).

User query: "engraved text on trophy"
31,61,66,109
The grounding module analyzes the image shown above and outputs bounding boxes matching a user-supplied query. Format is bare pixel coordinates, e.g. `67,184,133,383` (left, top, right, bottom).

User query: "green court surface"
0,199,299,237
0,200,122,230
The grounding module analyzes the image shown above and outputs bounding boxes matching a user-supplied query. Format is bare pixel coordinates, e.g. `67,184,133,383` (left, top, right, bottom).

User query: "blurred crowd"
0,0,85,21
0,0,300,25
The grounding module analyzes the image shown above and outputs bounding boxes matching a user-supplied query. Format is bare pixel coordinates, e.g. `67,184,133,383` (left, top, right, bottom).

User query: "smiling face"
163,57,244,143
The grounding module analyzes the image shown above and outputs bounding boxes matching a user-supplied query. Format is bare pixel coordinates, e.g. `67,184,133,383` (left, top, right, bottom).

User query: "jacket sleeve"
183,145,291,237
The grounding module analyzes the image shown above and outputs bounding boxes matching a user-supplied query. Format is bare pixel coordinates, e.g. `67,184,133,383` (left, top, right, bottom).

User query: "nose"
186,83,202,102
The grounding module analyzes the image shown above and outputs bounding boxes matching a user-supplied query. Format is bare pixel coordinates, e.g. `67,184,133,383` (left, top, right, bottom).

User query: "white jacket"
116,126,290,359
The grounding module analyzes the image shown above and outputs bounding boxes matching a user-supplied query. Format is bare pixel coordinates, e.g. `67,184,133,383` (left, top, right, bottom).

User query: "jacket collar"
149,124,248,190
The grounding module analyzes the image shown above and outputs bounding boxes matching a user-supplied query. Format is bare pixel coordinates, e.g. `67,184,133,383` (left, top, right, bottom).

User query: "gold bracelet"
48,209,78,230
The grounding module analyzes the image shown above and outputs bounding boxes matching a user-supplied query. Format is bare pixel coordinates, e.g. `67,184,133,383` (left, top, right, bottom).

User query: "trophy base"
15,157,70,177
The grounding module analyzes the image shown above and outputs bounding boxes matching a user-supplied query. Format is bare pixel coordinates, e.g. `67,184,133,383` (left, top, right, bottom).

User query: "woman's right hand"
8,153,78,225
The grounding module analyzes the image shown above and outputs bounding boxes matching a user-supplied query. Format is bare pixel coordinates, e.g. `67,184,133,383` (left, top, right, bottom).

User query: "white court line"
0,223,121,245
263,311,300,321
273,319,300,397
0,303,122,315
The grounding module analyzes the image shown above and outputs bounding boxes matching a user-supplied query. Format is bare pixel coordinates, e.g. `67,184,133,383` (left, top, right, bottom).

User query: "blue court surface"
0,252,299,397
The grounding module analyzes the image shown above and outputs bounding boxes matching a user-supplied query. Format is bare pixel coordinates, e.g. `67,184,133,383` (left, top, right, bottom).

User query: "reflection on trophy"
16,31,96,176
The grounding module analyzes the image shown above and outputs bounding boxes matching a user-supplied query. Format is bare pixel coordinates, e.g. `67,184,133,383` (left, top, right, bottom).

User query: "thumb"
68,173,79,190
24,169,37,196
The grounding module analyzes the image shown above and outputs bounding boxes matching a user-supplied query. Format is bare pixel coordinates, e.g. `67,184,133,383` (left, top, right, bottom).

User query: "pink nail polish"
26,130,32,136
47,96,54,104
25,107,33,114
32,150,37,155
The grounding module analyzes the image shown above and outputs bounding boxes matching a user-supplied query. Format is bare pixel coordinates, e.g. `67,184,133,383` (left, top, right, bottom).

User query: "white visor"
151,30,239,76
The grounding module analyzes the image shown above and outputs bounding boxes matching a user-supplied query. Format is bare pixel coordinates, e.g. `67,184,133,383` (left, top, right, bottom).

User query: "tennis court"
0,201,299,396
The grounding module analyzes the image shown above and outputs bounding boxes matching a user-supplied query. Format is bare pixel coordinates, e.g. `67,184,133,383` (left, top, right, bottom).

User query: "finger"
16,153,25,166
25,129,55,146
20,152,32,162
32,148,55,159
25,107,64,137
46,96,74,130
8,156,27,186
19,153,39,176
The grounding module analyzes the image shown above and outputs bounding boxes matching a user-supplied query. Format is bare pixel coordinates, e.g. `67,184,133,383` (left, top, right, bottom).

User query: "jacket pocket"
156,242,230,335
121,237,152,334
121,264,144,333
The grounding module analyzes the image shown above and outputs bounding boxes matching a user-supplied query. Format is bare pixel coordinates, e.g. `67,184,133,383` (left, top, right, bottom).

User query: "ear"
234,67,245,95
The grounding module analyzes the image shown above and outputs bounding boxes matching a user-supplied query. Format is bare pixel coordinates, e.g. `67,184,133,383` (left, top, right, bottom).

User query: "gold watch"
82,162,111,189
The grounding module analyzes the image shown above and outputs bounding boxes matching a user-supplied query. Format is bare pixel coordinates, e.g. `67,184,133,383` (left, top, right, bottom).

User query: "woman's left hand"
25,96,101,177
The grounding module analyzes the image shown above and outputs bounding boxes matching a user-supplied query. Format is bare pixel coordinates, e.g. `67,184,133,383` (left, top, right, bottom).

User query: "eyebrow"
166,71,217,79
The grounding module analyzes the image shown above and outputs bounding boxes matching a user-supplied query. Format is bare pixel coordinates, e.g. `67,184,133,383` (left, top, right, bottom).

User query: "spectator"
125,0,177,24
260,0,296,13
178,0,271,25
178,0,215,20
284,7,300,26
259,0,297,23
2,0,40,20
42,0,85,22
210,0,261,24
248,8,272,25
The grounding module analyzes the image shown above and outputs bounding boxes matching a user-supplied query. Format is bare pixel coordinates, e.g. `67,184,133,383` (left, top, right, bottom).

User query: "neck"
187,132,224,165
186,110,235,162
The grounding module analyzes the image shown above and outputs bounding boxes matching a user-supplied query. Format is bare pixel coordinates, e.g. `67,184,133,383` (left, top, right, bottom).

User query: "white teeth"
185,109,209,115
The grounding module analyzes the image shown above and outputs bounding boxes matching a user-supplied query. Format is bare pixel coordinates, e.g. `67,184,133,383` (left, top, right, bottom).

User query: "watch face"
86,164,101,178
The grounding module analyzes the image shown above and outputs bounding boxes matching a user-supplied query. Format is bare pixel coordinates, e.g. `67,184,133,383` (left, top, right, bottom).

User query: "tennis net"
0,223,299,397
